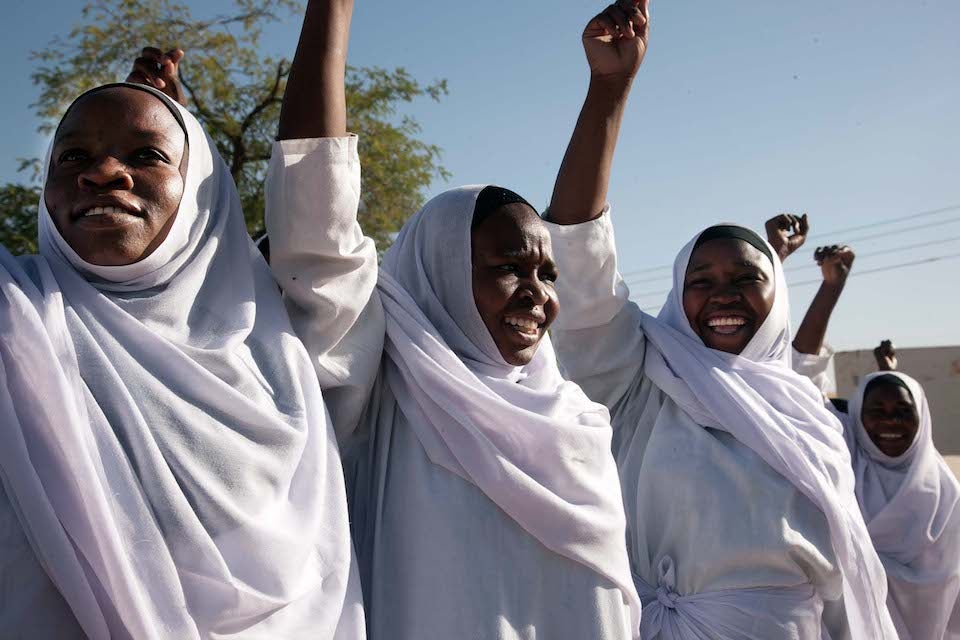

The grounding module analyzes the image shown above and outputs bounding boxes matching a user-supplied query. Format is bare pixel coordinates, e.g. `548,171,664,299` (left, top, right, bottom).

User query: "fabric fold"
377,185,642,635
0,83,362,638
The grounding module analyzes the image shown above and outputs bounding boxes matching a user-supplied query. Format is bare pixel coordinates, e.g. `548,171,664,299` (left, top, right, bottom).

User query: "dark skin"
682,238,776,354
45,88,187,266
861,381,920,457
471,204,559,366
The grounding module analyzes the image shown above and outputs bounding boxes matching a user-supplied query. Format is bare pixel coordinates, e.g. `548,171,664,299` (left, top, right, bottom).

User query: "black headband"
472,186,536,230
693,225,774,264
56,82,188,139
864,374,914,400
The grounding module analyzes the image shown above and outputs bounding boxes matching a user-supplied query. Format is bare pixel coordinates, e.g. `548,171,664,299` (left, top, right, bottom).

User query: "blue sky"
3,1,958,350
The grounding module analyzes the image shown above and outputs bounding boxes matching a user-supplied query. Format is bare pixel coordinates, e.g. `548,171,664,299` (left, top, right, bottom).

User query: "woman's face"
44,87,187,266
471,204,559,366
682,238,776,354
861,381,920,457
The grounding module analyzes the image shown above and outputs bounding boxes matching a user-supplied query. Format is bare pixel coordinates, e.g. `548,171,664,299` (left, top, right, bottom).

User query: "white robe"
546,210,896,640
268,179,640,639
847,373,960,640
0,84,364,639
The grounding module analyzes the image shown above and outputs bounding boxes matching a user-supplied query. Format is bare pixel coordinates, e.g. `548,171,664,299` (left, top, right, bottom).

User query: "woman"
847,372,960,639
543,19,895,636
267,2,650,638
0,2,366,636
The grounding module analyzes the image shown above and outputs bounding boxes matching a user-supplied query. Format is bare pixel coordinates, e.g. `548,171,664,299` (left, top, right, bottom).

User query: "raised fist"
583,0,650,80
814,244,855,286
874,340,898,371
764,213,809,262
126,47,188,107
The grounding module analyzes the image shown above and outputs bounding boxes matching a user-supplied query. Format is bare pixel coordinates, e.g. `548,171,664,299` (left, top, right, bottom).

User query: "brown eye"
58,149,87,163
134,147,168,163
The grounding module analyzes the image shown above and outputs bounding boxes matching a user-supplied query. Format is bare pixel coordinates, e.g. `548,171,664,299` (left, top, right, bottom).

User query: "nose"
519,276,550,306
78,156,134,192
709,285,742,305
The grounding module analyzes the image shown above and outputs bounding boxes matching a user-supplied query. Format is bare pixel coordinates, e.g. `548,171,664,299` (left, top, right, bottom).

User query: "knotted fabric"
637,226,896,638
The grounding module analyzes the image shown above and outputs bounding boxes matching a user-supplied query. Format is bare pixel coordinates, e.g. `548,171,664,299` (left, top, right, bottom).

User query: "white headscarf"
637,226,897,638
848,371,960,639
0,84,360,639
377,185,642,634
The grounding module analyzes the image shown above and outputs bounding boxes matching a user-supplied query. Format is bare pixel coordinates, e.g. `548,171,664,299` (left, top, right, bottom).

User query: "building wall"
834,345,960,455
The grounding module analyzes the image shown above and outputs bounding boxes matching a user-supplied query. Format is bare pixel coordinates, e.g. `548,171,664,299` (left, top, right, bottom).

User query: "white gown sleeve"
265,136,385,443
791,344,837,398
545,208,647,412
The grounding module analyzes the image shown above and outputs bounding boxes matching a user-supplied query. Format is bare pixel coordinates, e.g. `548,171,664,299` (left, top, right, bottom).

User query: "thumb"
166,48,184,64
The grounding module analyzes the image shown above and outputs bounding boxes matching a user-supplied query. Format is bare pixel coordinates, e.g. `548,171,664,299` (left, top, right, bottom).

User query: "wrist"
820,279,847,295
587,73,635,98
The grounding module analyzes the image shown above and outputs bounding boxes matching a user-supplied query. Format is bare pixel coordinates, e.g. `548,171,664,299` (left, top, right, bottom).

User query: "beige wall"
834,345,960,456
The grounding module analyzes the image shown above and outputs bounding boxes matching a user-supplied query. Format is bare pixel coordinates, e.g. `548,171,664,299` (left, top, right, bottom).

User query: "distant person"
266,1,649,638
848,368,960,639
780,220,960,639
0,1,366,636
547,155,895,634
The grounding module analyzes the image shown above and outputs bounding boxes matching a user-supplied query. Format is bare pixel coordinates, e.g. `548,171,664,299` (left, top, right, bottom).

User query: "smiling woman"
45,86,187,266
0,79,366,638
681,226,776,355
470,187,559,366
844,372,960,640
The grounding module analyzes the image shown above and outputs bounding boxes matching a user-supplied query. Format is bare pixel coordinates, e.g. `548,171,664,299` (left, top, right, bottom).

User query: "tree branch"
239,60,287,134
179,73,219,123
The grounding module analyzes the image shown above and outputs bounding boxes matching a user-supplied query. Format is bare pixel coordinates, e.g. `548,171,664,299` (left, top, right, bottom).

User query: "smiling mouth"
503,315,543,344
705,315,749,336
73,205,143,228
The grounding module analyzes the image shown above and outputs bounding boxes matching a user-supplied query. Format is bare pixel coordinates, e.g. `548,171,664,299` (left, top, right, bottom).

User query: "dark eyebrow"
54,127,177,147
689,260,762,273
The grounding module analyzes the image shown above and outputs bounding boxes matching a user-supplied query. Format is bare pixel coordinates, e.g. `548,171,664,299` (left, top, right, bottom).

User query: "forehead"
864,381,915,406
687,238,771,274
55,88,183,145
472,204,551,253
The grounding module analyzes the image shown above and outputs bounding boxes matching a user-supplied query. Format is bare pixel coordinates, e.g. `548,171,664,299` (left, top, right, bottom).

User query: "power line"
636,250,960,312
619,203,960,280
623,214,960,286
627,238,960,299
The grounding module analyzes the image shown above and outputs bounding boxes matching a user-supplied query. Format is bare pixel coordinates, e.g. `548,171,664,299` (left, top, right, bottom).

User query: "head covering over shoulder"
847,371,960,639
376,185,642,633
0,84,360,638
637,225,896,638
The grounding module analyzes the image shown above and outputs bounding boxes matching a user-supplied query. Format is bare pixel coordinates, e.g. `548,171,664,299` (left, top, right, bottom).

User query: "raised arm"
266,0,384,443
545,3,651,410
793,244,855,355
547,0,649,225
277,0,352,139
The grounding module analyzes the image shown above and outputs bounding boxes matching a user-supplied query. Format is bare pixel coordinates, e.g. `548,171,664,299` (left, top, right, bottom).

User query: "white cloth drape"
375,184,641,635
637,228,895,639
0,84,363,639
547,210,896,639
847,372,960,640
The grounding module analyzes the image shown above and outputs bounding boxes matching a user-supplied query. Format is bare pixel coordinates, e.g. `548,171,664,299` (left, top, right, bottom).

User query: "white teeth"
707,317,747,327
83,206,131,217
878,433,903,440
504,317,539,333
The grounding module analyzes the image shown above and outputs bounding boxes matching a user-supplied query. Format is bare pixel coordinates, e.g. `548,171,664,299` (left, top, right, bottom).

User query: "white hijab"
638,227,897,639
0,84,360,639
848,372,960,639
377,185,642,635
